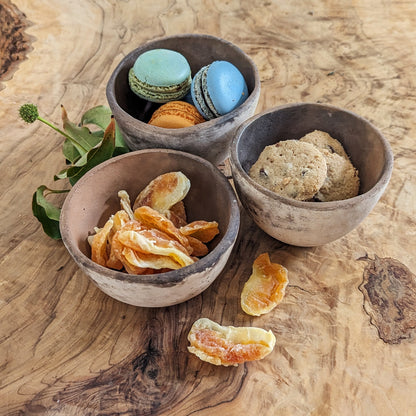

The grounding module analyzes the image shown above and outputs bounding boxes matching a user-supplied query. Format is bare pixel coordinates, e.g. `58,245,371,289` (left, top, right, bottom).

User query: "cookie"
249,140,327,200
299,130,349,159
314,150,360,202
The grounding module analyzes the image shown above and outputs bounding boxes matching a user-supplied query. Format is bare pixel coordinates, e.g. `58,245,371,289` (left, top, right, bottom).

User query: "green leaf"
66,117,116,186
81,105,129,154
54,167,70,181
81,105,112,129
62,138,81,164
114,123,130,155
61,106,101,154
32,185,69,240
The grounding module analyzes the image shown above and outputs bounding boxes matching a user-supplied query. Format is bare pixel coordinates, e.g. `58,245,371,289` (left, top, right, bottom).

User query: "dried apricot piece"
123,247,181,271
88,172,219,274
187,318,276,366
91,217,114,267
133,205,192,255
112,210,130,231
117,228,194,268
179,220,219,243
186,236,209,257
167,201,187,227
241,253,289,316
108,230,155,274
133,171,190,215
106,229,124,270
118,190,135,219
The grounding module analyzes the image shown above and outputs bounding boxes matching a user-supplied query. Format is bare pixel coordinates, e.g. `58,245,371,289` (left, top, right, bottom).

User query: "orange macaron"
148,101,205,129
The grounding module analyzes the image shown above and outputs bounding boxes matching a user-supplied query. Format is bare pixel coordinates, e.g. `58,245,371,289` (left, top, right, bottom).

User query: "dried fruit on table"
241,253,289,316
133,171,190,216
187,318,276,367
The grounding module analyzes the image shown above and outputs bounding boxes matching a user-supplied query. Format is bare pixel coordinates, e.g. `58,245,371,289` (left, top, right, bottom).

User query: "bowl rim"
106,33,261,135
230,102,394,210
60,148,240,285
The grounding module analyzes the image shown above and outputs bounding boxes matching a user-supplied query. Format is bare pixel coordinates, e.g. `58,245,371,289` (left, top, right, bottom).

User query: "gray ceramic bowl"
60,149,240,307
106,34,260,166
230,103,394,247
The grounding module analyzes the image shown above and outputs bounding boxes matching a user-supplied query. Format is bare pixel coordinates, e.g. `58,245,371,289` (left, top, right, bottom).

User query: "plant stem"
37,116,90,153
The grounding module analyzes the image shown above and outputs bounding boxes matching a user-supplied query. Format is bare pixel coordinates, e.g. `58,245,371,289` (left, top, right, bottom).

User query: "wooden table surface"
1,1,416,415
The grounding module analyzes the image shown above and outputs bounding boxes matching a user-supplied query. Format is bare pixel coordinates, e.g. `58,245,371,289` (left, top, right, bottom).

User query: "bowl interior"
235,103,392,196
61,149,238,280
112,34,258,123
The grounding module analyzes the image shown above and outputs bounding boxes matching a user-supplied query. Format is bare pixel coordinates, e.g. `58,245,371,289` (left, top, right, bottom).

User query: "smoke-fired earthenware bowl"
230,103,393,247
60,149,240,307
106,34,260,166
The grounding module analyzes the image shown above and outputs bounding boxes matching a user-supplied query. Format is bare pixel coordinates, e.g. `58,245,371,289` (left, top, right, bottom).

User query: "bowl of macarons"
106,34,261,165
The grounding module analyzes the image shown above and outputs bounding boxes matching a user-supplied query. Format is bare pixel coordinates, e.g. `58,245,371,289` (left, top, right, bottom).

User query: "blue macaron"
191,61,249,120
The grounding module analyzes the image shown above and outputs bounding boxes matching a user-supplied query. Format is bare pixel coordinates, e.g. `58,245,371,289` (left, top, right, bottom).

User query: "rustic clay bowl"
230,103,394,247
106,34,260,166
60,149,240,307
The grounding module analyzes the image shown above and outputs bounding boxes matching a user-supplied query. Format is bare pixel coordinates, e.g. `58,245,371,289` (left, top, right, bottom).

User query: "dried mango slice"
133,205,192,255
88,171,218,274
106,214,129,270
117,228,195,268
133,171,190,215
91,217,114,267
179,220,219,243
112,210,130,231
123,247,181,270
166,201,187,227
241,253,289,316
186,236,208,257
118,190,135,219
108,230,153,274
187,318,276,367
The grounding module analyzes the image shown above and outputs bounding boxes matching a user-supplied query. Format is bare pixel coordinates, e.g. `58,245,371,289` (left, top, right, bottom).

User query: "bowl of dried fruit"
106,34,260,166
60,149,240,307
230,102,394,246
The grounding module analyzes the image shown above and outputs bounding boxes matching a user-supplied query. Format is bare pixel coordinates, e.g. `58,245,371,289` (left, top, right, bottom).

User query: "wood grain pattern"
1,0,416,415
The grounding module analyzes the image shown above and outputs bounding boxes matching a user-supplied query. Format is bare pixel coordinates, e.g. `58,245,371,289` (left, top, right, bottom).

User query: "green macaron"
128,49,192,103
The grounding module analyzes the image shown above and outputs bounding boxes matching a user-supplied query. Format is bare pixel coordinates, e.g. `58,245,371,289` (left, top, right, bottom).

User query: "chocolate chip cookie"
299,130,349,159
249,140,327,200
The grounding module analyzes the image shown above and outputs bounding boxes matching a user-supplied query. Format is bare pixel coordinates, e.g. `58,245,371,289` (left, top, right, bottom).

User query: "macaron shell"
133,49,191,87
129,68,191,103
206,61,248,115
148,101,205,129
191,66,216,120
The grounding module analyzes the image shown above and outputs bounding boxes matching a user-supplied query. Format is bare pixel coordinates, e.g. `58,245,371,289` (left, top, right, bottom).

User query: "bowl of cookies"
60,149,240,307
106,34,260,166
230,102,394,246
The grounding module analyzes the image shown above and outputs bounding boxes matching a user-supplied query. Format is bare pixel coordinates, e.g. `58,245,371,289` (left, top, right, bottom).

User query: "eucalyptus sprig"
19,104,129,239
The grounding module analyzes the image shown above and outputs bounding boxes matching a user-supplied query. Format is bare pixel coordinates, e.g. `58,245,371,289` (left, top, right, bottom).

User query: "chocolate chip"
259,168,268,177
